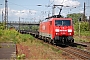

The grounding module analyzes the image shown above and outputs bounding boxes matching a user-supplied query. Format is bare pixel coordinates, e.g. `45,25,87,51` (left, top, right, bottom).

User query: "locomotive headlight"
55,29,59,32
68,33,72,35
68,29,72,32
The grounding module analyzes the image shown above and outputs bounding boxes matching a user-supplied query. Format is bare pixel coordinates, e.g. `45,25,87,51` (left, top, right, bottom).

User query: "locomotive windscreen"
55,20,71,26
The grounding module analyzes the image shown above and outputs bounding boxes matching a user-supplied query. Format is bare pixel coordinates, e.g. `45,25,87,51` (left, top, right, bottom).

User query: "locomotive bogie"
54,36,74,44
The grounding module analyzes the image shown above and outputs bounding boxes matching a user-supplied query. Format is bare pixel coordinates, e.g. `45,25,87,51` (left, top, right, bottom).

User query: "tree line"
67,13,89,32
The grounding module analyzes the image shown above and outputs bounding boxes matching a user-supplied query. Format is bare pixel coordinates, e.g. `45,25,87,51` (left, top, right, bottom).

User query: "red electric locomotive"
39,15,74,44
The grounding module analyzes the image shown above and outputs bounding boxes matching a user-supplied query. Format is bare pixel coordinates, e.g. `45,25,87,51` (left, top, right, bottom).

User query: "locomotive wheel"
43,37,47,42
39,36,41,39
51,40,55,45
48,39,51,44
71,39,74,43
35,34,37,38
62,39,64,43
72,39,74,43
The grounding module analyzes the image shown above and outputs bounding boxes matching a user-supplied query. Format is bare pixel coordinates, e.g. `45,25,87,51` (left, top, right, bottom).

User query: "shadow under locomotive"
56,42,87,48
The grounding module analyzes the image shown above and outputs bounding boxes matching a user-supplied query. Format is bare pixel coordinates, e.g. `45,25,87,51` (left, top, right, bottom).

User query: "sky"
0,0,90,22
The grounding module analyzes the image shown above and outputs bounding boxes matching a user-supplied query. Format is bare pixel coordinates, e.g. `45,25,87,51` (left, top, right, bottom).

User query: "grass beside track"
75,31,90,36
74,31,90,42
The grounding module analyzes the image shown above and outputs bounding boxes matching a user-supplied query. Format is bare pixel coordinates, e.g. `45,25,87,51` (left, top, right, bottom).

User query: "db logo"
42,25,45,30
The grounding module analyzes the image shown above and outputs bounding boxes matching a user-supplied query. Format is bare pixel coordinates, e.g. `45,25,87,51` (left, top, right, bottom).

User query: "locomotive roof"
45,15,62,19
45,15,72,19
48,18,72,21
41,15,72,23
47,15,72,21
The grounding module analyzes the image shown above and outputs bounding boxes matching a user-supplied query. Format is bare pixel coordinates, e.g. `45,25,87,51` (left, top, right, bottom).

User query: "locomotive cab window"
55,20,71,26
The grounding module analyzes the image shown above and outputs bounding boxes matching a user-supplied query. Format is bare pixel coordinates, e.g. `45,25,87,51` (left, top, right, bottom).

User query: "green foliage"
67,13,87,24
74,22,89,32
31,25,39,31
74,21,90,37
0,28,35,43
67,13,81,23
20,25,31,30
43,43,49,48
17,54,25,59
20,25,39,31
0,30,3,36
0,30,19,43
80,22,89,31
75,31,90,37
0,23,5,30
80,31,90,36
51,46,62,53
77,45,84,50
19,34,34,43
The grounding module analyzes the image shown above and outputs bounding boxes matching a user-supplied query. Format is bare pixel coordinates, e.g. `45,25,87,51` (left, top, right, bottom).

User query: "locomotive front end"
54,18,74,43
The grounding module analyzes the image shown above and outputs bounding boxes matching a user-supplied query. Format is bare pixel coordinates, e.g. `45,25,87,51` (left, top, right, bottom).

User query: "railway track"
63,46,90,60
74,42,90,53
41,41,90,60
75,42,90,47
